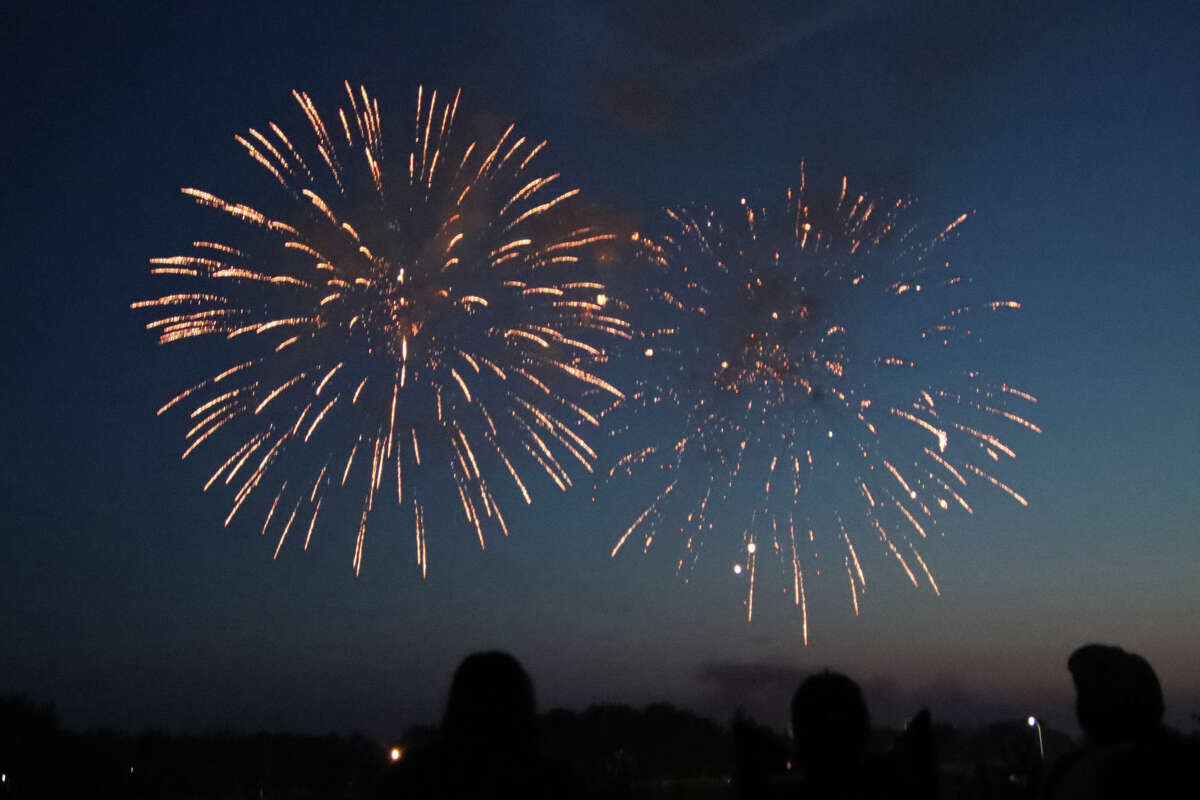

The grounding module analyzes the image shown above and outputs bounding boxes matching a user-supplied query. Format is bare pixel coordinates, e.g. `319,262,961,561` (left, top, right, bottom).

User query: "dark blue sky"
2,1,1197,739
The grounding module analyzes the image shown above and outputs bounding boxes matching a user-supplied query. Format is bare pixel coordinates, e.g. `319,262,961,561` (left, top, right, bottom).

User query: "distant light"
596,293,608,306
643,348,654,357
720,361,729,369
747,542,757,554
733,564,743,575
390,747,403,762
1026,716,1037,728
630,231,640,241
827,430,834,439
771,311,779,320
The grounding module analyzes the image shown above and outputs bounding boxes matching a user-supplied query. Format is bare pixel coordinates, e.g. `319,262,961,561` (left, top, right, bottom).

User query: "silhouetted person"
788,671,878,798
1044,643,1196,799
442,650,539,756
380,651,566,799
890,708,938,800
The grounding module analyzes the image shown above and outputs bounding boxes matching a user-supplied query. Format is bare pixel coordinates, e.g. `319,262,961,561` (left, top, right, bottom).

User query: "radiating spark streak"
953,422,1016,458
414,501,427,578
988,407,1043,434
907,540,940,595
306,396,338,441
1001,384,1038,403
931,473,974,513
262,487,285,536
505,329,550,348
843,531,865,585
485,432,531,503
237,135,288,186
304,498,322,550
146,309,241,330
205,435,265,491
504,189,580,230
371,436,384,495
187,404,235,439
387,380,398,456
316,363,343,396
746,538,756,622
132,293,229,309
512,417,568,487
847,558,860,616
924,446,967,485
224,434,268,487
940,212,969,238
895,500,928,538
891,408,948,452
550,361,625,399
181,410,237,458
964,462,1029,505
612,481,678,557
883,459,918,499
255,373,305,414
150,255,224,268
878,523,918,587
273,499,302,558
449,368,472,403
158,380,210,416
341,439,360,486
353,511,366,576
307,464,328,502
248,128,292,174
234,434,288,511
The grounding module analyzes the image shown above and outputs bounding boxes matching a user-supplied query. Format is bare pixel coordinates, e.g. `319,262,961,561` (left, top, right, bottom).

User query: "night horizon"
3,0,1198,760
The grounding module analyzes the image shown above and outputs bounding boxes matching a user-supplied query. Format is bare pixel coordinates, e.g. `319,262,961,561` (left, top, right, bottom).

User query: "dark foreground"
3,644,1197,798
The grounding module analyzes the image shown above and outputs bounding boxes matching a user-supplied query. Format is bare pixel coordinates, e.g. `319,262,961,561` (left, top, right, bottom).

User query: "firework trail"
602,164,1040,642
134,83,628,575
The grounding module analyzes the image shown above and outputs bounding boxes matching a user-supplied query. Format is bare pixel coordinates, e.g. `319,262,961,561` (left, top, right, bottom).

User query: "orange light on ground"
389,747,403,762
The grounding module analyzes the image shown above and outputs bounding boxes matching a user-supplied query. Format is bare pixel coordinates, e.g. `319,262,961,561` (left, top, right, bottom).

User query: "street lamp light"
1027,716,1044,760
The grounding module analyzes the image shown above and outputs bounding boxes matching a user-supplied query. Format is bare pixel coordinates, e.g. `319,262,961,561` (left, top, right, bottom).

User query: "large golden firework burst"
134,83,629,576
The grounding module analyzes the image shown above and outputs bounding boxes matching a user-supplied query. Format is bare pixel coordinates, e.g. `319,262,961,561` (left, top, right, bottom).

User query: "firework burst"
134,83,629,575
603,164,1039,642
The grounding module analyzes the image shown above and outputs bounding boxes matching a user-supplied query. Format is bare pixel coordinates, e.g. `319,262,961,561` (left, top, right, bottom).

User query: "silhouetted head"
1067,644,1163,745
790,671,870,776
442,651,537,747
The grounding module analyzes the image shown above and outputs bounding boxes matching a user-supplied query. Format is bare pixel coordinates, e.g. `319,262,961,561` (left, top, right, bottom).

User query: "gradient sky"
2,0,1197,740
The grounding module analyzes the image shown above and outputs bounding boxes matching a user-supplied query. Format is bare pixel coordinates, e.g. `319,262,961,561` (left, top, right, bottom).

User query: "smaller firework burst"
601,164,1040,642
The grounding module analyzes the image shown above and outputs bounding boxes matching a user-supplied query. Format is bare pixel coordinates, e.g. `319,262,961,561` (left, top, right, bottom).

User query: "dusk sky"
2,0,1197,741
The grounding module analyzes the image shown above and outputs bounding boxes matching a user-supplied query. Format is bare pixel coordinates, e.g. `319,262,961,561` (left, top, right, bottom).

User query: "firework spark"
603,164,1039,642
135,83,626,574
